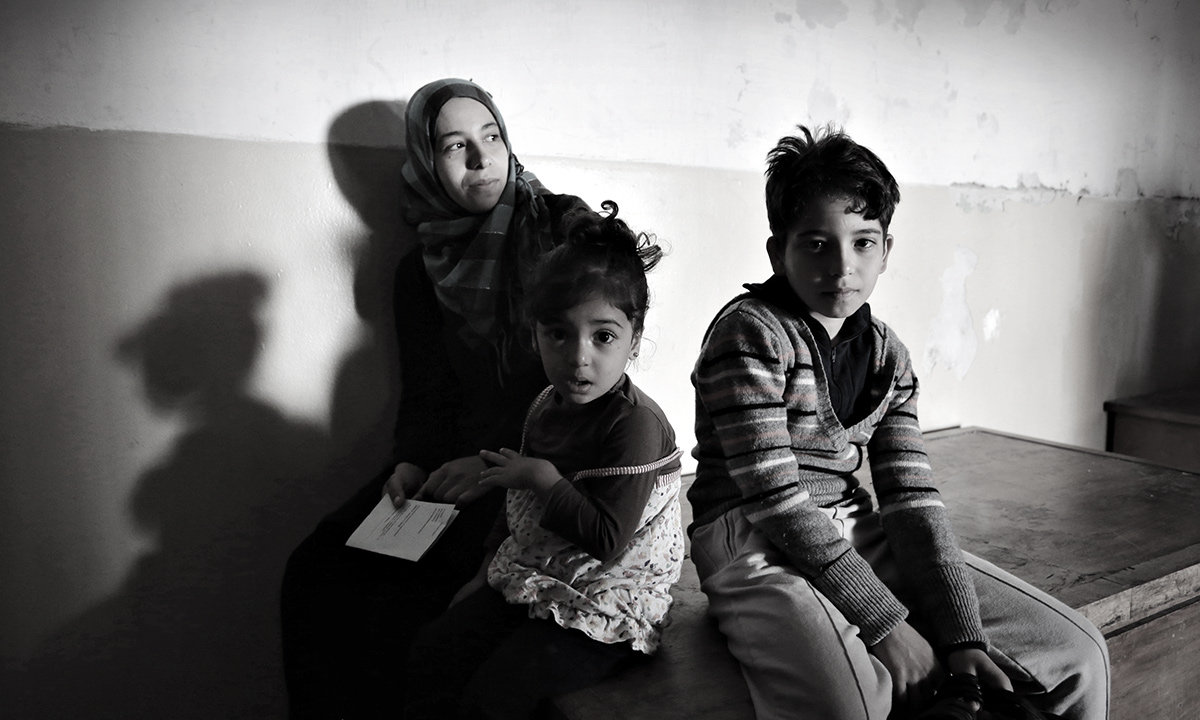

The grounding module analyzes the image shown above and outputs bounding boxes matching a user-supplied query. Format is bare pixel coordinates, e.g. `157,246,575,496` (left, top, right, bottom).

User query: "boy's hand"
869,620,941,715
415,455,490,507
383,462,427,507
479,448,562,495
946,647,1012,692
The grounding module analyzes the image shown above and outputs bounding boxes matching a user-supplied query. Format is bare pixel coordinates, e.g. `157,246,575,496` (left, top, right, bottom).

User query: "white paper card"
345,497,459,561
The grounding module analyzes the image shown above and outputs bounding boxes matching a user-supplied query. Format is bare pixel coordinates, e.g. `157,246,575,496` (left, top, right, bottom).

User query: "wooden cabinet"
1104,386,1200,474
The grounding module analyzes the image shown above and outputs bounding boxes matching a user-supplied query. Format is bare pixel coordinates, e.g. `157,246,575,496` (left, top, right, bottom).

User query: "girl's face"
432,97,508,214
535,295,641,405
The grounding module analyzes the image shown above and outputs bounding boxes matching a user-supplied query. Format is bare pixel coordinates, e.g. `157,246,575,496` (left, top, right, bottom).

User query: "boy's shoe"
915,673,1063,720
980,685,1062,720
915,673,981,720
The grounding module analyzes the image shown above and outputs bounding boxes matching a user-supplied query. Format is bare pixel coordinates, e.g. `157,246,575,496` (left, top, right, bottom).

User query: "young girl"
403,202,684,720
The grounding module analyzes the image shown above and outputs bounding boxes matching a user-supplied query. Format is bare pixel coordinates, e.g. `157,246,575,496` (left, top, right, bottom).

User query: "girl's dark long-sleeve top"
529,375,681,562
488,376,685,654
686,283,987,651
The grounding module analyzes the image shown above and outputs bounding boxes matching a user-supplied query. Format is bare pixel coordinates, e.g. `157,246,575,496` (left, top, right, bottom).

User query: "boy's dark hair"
764,124,901,237
527,200,662,335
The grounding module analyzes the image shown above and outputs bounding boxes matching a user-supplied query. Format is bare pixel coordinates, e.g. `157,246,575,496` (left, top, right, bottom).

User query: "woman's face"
432,97,509,214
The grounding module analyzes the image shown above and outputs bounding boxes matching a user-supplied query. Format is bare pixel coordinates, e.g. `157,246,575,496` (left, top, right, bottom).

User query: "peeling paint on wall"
923,246,978,379
1165,197,1200,239
793,0,849,30
977,111,999,134
890,0,928,32
1115,168,1141,199
953,181,1066,213
808,79,848,126
727,120,747,148
983,308,1001,341
954,188,1005,213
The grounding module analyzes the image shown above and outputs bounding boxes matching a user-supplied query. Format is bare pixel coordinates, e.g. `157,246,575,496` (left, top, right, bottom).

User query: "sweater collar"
744,275,872,347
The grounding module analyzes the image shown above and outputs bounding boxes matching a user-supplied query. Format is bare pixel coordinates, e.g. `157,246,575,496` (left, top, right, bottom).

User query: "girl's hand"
946,647,1013,692
478,448,562,495
415,455,490,506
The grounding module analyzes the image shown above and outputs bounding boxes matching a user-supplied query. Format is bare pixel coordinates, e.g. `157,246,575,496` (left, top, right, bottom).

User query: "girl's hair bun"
527,200,665,334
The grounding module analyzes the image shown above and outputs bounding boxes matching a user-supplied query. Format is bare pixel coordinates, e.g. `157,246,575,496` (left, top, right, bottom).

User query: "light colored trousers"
690,503,1110,720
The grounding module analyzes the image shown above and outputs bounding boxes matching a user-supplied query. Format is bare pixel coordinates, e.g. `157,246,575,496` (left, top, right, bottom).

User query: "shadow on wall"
1080,197,1200,433
0,100,419,720
1135,200,1200,390
324,99,413,483
2,272,339,719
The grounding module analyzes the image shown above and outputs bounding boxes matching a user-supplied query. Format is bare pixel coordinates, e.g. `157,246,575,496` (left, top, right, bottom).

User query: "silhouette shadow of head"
4,271,334,720
327,99,408,246
116,270,333,560
117,271,266,414
324,100,416,474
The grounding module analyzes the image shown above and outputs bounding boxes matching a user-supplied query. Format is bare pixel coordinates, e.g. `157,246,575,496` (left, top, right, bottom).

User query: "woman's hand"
415,455,490,506
869,620,942,715
383,462,428,507
478,448,562,496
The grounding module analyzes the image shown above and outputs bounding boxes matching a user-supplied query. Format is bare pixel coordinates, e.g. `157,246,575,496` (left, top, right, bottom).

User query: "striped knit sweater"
687,287,987,650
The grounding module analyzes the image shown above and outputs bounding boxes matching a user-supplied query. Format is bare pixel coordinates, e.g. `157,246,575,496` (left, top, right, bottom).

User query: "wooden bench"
553,427,1200,720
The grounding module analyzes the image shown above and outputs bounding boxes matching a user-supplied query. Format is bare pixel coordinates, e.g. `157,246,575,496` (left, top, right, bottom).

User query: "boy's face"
767,194,893,332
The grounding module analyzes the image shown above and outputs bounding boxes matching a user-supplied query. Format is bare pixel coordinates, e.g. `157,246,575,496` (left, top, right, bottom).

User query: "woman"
281,78,590,720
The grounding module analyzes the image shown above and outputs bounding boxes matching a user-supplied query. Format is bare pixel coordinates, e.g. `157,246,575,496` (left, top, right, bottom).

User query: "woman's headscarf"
399,78,550,353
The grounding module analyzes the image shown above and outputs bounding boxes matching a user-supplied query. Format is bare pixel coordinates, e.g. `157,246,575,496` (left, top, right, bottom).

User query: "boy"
686,126,1109,719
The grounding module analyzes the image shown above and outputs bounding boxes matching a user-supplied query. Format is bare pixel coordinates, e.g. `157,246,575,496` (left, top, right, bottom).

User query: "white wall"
4,0,1198,195
2,1,1198,717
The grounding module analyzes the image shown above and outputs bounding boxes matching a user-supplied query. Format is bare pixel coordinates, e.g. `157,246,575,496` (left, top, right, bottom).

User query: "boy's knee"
1079,622,1112,699
1034,616,1111,720
1069,615,1111,680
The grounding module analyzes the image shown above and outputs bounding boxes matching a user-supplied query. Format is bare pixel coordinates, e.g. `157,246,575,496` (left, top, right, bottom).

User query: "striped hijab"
399,78,550,351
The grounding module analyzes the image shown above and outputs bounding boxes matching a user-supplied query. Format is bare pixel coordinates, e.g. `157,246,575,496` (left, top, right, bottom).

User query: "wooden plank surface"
926,428,1200,633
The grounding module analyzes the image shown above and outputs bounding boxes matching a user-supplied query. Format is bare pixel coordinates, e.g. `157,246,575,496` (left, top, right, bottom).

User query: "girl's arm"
479,405,671,562
541,405,673,562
